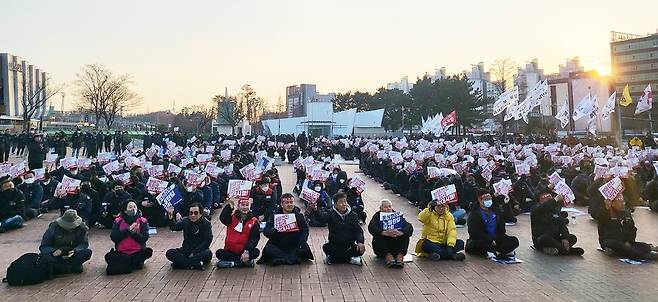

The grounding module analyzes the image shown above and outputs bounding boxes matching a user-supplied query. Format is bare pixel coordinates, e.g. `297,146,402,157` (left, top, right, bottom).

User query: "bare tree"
75,64,136,129
20,76,63,130
239,84,264,123
490,57,517,94
180,105,216,133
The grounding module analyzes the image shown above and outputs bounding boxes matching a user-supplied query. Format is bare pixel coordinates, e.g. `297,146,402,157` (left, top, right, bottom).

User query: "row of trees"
333,74,493,133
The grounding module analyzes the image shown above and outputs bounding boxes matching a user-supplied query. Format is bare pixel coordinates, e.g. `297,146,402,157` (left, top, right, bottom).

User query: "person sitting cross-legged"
166,202,213,270
597,191,658,260
415,199,466,261
531,192,584,256
465,190,519,260
368,199,413,267
215,198,261,268
320,192,365,266
258,193,313,266
105,200,153,275
39,209,93,275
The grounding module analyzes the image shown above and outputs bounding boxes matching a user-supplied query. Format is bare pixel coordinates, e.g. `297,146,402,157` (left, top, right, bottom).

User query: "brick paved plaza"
1,162,658,302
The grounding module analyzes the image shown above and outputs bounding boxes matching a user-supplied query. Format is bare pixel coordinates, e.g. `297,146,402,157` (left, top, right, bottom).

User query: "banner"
430,184,458,204
157,184,183,208
228,179,253,198
635,84,653,115
555,100,570,128
620,84,632,107
572,94,595,121
274,213,299,232
380,212,405,230
601,91,617,120
441,111,458,130
598,177,624,200
492,86,519,116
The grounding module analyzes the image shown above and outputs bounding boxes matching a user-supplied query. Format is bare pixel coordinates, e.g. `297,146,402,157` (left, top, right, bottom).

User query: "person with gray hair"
368,199,413,267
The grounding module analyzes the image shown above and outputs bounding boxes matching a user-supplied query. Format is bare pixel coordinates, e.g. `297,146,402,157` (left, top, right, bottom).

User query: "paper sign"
146,177,169,194
554,181,575,205
430,184,458,205
481,165,493,182
157,184,183,208
103,161,121,175
220,149,232,161
311,169,331,182
427,167,440,178
196,153,212,164
60,158,77,169
594,165,608,180
114,172,132,185
300,187,320,204
493,179,513,196
350,175,366,189
167,163,182,175
515,163,530,176
239,163,259,181
380,211,405,230
598,177,624,201
148,165,165,179
33,168,46,181
45,153,58,162
228,179,253,198
548,171,562,185
9,162,26,178
186,171,206,186
274,213,299,232
60,175,81,194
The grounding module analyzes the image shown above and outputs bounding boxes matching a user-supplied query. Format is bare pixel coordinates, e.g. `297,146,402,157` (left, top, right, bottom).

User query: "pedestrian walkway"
1,163,658,301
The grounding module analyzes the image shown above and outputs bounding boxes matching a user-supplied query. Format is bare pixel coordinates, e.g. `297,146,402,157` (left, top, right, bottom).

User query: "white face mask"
99,176,108,183
43,179,51,185
186,186,195,192
339,179,345,183
24,178,35,184
71,170,78,175
260,185,269,191
315,186,322,192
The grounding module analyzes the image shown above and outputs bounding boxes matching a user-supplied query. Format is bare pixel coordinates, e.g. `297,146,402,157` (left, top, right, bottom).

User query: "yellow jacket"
415,207,457,256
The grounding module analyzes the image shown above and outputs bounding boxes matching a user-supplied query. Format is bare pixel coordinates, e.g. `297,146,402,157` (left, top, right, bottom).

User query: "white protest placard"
33,168,46,181
9,162,26,178
228,179,253,198
493,179,513,196
594,157,609,166
515,163,530,176
239,163,259,181
186,171,206,186
103,161,121,175
167,163,182,175
430,184,458,204
125,156,142,169
598,177,624,201
60,175,81,194
204,162,222,178
554,181,575,205
60,157,77,169
350,175,366,189
148,165,165,179
311,169,331,182
594,165,608,180
114,172,132,185
196,153,212,164
274,213,299,232
481,165,493,182
146,177,169,194
220,149,232,161
548,171,562,185
45,153,58,162
300,186,320,204
427,167,440,179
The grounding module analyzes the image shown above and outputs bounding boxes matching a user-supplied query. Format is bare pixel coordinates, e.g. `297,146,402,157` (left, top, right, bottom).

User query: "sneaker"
215,260,235,268
452,252,466,261
243,259,255,267
385,254,394,268
349,256,363,266
505,222,516,226
569,247,585,256
324,255,333,265
542,247,559,256
429,253,441,261
190,262,204,270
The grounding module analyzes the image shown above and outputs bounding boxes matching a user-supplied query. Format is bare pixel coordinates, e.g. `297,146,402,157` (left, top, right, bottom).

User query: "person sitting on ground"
39,209,93,274
597,191,658,260
320,192,365,266
258,193,313,266
105,200,153,275
466,190,519,260
0,176,25,233
368,199,413,267
415,199,466,261
531,192,584,256
251,177,278,222
166,202,213,270
344,179,367,223
216,198,260,268
18,171,43,219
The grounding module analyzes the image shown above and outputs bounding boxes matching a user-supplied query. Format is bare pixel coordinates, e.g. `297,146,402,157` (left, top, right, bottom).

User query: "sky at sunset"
2,0,656,113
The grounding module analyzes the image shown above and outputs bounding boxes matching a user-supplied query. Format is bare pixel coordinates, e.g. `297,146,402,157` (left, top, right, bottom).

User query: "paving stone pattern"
1,163,658,301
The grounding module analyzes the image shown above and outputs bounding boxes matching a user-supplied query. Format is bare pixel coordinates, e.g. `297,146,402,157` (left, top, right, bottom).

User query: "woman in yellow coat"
415,200,466,261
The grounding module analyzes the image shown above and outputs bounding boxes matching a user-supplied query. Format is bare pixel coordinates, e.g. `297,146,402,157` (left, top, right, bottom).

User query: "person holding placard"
597,192,658,260
39,209,93,274
368,199,413,267
344,178,366,224
99,184,132,228
215,198,261,268
251,178,278,222
319,192,365,266
105,200,153,275
466,190,519,260
415,199,465,261
531,192,584,256
570,162,593,206
259,193,313,265
19,170,44,220
166,202,213,270
0,176,26,233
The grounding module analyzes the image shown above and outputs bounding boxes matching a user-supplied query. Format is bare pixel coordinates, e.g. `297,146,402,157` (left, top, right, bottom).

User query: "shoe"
349,256,363,266
542,247,559,256
395,254,404,264
569,247,585,256
71,265,83,274
505,222,516,226
429,253,441,261
244,259,255,267
190,262,204,270
385,254,394,268
604,247,615,256
452,252,466,261
324,255,333,265
216,260,235,268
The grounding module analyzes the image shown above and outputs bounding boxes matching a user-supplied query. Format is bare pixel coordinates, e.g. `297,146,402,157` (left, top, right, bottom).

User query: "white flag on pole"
601,91,617,120
555,100,570,128
573,94,594,121
493,86,519,116
634,84,653,115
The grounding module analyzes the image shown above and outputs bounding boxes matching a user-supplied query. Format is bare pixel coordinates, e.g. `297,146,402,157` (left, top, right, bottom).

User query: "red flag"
441,111,458,129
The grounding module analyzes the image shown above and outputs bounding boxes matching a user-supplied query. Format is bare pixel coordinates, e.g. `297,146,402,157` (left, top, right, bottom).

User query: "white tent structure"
262,103,384,137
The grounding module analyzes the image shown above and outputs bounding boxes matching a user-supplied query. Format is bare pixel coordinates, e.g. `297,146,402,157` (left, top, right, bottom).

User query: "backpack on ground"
2,253,53,286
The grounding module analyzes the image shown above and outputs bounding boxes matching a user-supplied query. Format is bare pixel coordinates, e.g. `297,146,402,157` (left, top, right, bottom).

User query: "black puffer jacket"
319,207,364,246
168,216,213,254
530,199,570,244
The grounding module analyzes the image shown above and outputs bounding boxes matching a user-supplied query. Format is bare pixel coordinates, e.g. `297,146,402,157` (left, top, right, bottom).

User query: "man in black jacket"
598,192,658,260
368,199,413,267
166,202,213,270
258,193,313,266
27,134,47,170
320,192,365,265
531,192,584,256
466,190,519,260
39,209,92,274
0,176,26,233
